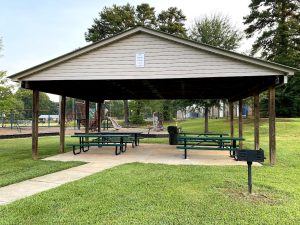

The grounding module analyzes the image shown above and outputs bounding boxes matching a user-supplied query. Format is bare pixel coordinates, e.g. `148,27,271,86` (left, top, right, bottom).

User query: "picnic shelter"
9,26,297,164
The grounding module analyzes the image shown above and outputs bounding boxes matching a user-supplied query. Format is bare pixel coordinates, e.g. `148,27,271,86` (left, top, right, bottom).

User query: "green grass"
1,118,300,224
0,136,84,187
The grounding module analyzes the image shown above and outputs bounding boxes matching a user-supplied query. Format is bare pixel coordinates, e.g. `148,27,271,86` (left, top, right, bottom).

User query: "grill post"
247,161,252,194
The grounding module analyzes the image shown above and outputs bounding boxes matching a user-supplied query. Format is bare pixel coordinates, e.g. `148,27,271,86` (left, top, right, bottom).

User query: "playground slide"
108,117,122,130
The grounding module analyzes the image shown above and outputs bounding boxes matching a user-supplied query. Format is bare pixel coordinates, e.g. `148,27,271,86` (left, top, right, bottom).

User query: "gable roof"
9,26,297,81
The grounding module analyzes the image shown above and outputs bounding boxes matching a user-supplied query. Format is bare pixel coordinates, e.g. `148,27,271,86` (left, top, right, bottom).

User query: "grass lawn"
0,136,84,187
0,118,300,224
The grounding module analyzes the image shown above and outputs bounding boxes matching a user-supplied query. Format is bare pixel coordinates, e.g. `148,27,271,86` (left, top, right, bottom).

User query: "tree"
173,99,191,120
191,99,220,133
85,4,188,124
15,89,58,118
157,7,187,37
85,4,135,42
136,3,157,28
0,41,24,126
123,100,129,126
190,14,243,50
129,100,146,124
189,14,242,131
85,3,160,125
244,0,300,117
244,0,300,64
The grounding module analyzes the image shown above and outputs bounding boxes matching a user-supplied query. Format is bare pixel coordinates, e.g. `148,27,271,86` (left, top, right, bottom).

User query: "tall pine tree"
244,0,300,117
157,7,187,37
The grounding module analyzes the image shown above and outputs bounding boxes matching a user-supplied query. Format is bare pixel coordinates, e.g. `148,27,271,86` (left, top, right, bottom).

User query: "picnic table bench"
68,134,131,155
177,136,244,159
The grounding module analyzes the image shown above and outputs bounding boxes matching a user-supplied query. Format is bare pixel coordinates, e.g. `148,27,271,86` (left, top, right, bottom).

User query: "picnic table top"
97,131,143,135
178,136,245,141
71,134,131,138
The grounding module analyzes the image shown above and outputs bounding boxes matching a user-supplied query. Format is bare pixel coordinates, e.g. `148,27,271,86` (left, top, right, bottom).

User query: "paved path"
0,162,123,205
0,144,260,205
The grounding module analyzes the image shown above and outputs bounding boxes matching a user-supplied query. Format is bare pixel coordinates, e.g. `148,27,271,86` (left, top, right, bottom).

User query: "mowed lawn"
0,118,300,224
0,136,84,187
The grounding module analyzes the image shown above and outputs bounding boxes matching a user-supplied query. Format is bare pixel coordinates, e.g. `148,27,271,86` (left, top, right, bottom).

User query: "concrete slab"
45,144,260,166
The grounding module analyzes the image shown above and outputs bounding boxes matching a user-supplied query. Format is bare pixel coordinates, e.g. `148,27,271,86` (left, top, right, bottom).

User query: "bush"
130,114,145,125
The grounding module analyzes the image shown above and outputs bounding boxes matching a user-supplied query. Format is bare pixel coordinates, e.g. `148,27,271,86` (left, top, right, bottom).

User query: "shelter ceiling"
22,75,281,101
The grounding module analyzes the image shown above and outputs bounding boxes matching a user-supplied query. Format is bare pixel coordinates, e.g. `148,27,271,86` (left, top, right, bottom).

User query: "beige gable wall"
24,33,281,81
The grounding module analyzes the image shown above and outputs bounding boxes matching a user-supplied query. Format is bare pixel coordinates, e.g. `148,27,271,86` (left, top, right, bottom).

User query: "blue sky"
0,0,251,101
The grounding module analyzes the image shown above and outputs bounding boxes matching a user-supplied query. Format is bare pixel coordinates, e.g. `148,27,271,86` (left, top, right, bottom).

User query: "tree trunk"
204,107,209,133
123,100,129,126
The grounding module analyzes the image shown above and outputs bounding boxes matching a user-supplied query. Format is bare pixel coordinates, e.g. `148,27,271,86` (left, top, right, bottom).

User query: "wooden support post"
59,96,66,153
269,86,276,165
204,106,209,133
254,94,260,150
229,101,234,140
85,100,89,134
239,99,243,149
97,101,103,133
32,89,39,160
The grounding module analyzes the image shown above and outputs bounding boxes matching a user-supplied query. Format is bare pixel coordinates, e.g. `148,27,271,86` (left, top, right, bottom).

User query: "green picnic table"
69,134,130,155
177,136,245,159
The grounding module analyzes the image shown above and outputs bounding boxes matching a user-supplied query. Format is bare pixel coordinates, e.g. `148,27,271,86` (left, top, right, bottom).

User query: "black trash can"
167,126,179,145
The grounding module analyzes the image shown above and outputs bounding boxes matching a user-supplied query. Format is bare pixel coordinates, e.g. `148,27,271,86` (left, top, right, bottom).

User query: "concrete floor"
45,143,256,166
0,144,260,205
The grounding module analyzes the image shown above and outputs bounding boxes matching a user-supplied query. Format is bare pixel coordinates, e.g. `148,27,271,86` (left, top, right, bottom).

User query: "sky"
0,0,252,101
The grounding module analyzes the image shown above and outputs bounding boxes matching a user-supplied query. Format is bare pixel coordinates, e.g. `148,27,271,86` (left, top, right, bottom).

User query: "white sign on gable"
135,52,145,67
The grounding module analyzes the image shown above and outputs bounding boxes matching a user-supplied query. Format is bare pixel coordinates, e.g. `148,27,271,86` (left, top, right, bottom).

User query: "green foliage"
109,100,125,119
190,13,243,50
15,89,58,119
136,3,157,28
161,100,174,121
244,0,300,117
157,7,187,37
85,4,188,43
85,3,154,42
244,0,300,64
129,100,146,124
129,114,145,124
0,71,23,114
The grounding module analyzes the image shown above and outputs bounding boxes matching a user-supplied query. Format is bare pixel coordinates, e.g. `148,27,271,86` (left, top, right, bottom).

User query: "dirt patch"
217,186,280,205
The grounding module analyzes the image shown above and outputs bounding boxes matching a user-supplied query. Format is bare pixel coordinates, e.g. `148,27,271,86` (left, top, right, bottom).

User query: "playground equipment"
69,99,116,131
152,112,164,132
108,117,122,130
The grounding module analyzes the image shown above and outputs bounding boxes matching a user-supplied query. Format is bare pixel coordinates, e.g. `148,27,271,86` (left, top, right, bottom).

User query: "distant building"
39,115,59,123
